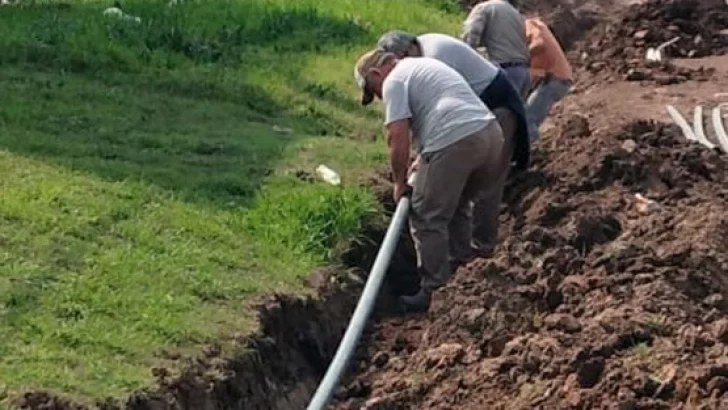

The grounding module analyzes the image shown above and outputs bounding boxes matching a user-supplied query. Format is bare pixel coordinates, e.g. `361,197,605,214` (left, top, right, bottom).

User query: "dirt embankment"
20,288,360,410
575,0,727,85
326,0,728,406
331,116,728,410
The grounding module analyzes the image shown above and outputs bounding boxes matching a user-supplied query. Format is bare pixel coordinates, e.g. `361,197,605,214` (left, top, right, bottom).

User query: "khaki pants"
472,107,518,256
409,121,505,291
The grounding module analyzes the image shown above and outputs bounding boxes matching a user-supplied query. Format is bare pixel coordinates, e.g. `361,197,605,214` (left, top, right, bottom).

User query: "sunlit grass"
0,0,464,405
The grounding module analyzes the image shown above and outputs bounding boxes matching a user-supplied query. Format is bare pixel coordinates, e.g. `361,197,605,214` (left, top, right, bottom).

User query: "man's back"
416,33,499,95
462,0,529,65
383,57,495,154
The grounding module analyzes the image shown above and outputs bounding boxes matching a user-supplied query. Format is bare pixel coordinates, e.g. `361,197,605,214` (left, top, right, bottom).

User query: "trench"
18,180,419,410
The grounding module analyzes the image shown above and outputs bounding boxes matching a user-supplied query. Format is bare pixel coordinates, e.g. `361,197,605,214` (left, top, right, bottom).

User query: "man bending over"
376,30,530,258
354,49,508,313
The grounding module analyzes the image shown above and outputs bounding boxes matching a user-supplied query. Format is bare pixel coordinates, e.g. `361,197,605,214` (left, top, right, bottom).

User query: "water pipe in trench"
306,173,416,410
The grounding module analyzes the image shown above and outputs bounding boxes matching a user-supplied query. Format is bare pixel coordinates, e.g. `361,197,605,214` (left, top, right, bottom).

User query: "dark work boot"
471,244,495,259
397,288,432,314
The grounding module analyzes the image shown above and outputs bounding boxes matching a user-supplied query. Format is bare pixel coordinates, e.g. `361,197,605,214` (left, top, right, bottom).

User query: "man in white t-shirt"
354,49,508,313
376,31,531,259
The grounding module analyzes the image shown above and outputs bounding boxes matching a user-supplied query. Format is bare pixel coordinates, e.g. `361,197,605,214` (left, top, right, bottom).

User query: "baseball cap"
377,31,417,56
353,48,396,106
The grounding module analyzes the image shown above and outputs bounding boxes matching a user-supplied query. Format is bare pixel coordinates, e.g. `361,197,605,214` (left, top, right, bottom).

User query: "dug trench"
16,176,421,410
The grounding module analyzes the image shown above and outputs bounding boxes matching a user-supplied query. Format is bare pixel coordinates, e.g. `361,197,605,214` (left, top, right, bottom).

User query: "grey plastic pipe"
306,176,415,410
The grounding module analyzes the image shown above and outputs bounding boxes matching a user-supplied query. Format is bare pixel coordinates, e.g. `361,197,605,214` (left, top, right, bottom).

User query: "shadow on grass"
0,0,373,207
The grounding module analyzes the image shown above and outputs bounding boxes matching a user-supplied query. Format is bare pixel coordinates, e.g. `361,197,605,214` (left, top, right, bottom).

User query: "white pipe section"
712,105,728,154
306,180,414,410
692,106,716,149
666,105,698,142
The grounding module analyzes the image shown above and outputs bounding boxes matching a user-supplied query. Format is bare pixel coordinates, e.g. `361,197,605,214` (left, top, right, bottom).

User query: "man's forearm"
385,120,412,185
389,141,410,185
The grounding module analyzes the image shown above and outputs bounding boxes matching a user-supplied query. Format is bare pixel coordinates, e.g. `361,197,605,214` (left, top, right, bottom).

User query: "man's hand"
393,181,410,203
408,154,422,179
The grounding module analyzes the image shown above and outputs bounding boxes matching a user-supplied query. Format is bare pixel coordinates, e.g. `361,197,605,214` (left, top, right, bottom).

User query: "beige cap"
353,49,396,106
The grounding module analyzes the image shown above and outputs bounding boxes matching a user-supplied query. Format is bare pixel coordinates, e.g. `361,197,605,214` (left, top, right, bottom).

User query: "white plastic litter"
103,7,141,24
645,36,680,62
272,125,293,134
646,48,661,62
316,165,341,186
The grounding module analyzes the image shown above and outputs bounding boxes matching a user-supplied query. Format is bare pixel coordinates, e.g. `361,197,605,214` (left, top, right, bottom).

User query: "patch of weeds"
625,342,668,373
532,310,545,330
513,380,549,409
244,181,379,263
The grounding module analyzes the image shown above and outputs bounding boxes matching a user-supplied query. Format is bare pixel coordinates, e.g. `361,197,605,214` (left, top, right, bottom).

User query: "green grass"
0,0,464,405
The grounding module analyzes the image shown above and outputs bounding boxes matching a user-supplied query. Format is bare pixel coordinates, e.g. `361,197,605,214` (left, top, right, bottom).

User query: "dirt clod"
543,313,582,333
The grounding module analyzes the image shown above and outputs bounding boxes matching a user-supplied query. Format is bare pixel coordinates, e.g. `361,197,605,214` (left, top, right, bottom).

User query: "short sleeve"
382,78,412,126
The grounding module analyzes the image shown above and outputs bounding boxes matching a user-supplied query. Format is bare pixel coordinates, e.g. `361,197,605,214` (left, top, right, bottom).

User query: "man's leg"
526,78,571,143
448,191,475,269
471,108,515,257
403,131,492,312
408,149,471,290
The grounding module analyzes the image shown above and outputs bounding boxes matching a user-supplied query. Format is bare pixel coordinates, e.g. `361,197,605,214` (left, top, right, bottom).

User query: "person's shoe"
471,245,495,259
451,254,474,269
397,288,432,314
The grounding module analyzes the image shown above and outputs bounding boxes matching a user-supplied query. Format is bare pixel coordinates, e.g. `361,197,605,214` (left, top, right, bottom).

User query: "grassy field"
0,0,463,405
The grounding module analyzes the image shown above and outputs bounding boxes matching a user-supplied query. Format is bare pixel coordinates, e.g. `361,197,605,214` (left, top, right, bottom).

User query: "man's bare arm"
385,119,411,186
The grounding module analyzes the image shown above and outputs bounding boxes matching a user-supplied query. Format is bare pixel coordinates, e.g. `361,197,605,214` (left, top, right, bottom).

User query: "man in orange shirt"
524,17,573,142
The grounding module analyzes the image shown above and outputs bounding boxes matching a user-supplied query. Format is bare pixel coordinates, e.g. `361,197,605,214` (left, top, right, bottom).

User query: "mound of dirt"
577,0,727,84
331,117,728,409
459,0,606,51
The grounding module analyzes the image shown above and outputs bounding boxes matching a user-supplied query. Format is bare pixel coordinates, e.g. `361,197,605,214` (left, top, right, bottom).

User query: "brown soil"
574,0,728,85
331,117,728,410
327,1,728,408
16,0,728,409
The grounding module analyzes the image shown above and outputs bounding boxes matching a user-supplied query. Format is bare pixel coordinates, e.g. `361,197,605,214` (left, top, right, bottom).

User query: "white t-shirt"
382,57,496,154
417,33,499,95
